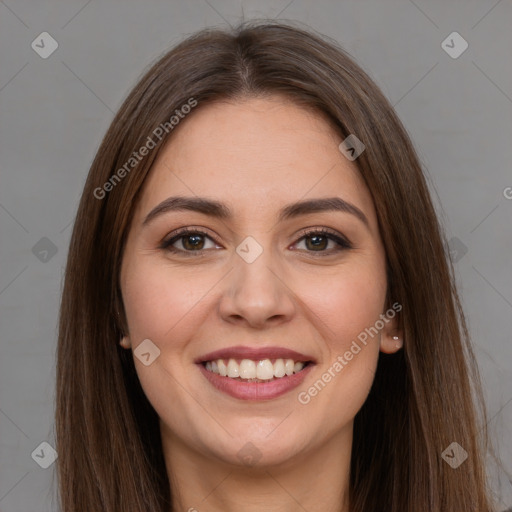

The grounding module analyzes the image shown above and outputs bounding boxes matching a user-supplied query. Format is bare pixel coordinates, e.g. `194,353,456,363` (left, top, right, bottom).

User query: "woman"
56,21,496,511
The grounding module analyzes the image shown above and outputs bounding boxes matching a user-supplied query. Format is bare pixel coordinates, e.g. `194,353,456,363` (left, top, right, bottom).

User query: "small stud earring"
392,335,402,349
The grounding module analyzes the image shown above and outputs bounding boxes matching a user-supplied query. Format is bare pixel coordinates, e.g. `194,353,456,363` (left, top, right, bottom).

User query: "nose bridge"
218,234,295,326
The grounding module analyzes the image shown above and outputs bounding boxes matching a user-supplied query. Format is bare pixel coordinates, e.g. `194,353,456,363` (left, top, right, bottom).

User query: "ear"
119,336,132,349
379,314,403,354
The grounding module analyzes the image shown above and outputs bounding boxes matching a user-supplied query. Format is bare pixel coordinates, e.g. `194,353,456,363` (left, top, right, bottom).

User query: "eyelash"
159,227,352,257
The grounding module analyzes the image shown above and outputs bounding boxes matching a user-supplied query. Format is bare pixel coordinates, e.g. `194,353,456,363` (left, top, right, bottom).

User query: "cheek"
122,260,213,345
121,259,211,430
294,259,387,350
292,258,386,409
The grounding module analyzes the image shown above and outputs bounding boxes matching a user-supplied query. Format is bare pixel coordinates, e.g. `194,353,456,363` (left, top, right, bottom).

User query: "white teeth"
273,359,286,378
256,359,274,380
239,359,256,379
218,359,227,377
294,362,304,373
227,359,239,378
204,357,309,380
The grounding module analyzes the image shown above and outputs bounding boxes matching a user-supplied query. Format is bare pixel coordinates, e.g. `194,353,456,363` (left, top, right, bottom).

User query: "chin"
210,443,300,469
204,424,309,468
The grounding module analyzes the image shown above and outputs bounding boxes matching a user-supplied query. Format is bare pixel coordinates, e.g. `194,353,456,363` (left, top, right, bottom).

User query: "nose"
218,245,296,329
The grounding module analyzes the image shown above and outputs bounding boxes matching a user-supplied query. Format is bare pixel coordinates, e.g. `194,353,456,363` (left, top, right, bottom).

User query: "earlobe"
379,311,403,354
119,336,131,349
380,333,404,354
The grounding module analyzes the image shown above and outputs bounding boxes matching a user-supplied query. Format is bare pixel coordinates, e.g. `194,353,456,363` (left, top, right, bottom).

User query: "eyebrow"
142,196,369,228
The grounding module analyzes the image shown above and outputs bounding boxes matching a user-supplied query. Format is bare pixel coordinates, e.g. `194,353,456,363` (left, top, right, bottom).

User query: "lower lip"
197,363,314,401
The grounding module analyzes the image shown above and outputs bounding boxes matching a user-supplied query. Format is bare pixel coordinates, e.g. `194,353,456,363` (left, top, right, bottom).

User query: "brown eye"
294,229,352,254
180,233,206,250
304,233,329,251
160,228,219,255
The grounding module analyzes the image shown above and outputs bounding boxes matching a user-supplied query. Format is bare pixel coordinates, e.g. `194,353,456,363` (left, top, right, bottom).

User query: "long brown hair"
56,20,496,511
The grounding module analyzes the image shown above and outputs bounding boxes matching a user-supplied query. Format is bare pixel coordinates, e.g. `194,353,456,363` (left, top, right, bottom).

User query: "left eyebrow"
142,196,369,228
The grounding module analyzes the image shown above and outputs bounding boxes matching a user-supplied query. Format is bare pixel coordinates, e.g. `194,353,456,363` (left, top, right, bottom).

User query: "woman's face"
120,95,401,468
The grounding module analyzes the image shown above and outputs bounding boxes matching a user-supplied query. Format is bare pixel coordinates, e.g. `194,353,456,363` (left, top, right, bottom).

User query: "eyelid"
295,226,351,244
159,226,222,251
292,227,352,252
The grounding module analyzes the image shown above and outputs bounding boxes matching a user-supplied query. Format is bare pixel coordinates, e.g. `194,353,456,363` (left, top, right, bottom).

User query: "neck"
161,424,352,512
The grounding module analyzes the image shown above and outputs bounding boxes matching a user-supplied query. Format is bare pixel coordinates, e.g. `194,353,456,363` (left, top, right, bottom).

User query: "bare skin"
120,96,402,512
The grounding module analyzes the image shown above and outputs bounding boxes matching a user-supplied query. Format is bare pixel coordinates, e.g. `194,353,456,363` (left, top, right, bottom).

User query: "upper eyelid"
160,227,218,248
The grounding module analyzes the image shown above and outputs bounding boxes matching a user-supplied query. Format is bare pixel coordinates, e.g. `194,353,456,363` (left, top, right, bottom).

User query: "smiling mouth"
201,358,313,382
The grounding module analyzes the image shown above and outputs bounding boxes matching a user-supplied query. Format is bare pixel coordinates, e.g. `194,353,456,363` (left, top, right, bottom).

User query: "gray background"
1,0,511,510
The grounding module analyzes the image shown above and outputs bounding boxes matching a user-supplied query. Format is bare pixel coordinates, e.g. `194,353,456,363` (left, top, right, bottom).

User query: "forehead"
134,96,377,228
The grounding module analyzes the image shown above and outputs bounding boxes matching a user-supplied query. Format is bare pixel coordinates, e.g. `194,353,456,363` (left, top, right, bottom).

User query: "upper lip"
195,345,316,364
